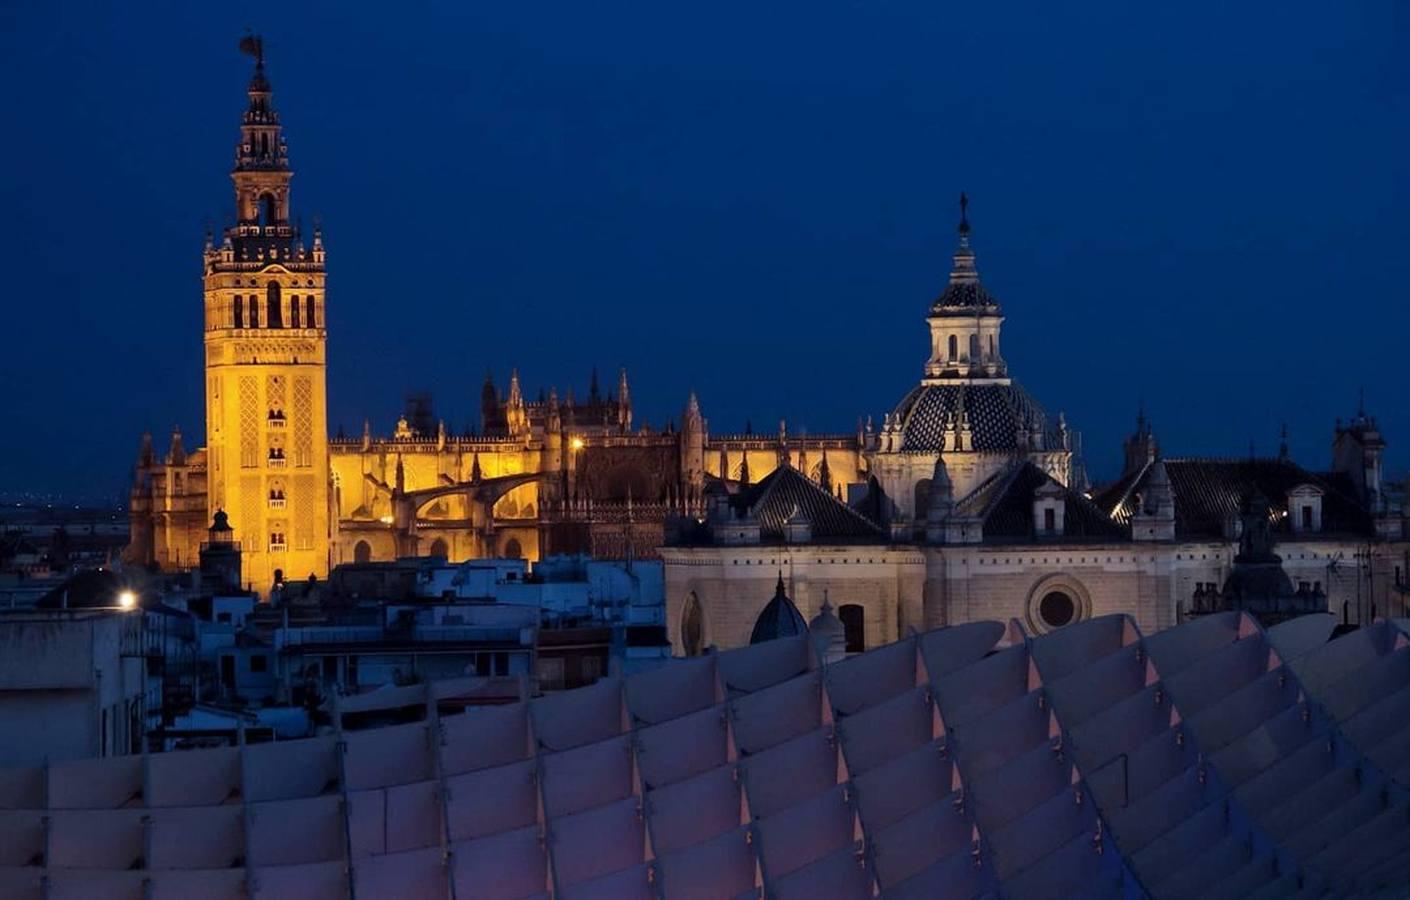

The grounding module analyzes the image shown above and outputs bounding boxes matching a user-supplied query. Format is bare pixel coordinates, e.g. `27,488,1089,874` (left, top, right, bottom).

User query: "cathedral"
124,47,868,595
128,47,1410,650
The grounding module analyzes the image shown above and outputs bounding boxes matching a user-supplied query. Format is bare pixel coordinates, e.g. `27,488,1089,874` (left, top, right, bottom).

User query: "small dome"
750,574,807,645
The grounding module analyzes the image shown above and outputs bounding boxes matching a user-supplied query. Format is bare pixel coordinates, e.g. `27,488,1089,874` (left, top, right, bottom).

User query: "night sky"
2,1,1408,499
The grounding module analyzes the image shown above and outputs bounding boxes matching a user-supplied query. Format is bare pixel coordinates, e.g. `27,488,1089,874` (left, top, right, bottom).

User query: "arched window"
969,333,980,361
260,192,276,225
914,478,932,523
353,540,372,563
266,282,283,328
248,297,259,328
260,133,270,157
988,334,995,358
681,592,704,657
503,538,523,560
306,296,317,328
429,538,449,559
839,604,865,654
947,334,958,361
233,295,243,328
289,296,300,328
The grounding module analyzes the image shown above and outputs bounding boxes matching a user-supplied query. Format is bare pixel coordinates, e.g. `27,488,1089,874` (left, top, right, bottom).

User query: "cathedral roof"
731,465,885,543
749,574,807,644
1093,458,1373,539
889,382,1062,453
955,461,1128,542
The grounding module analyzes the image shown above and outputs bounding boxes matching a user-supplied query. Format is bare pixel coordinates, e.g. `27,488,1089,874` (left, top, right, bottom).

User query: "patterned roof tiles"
731,464,885,543
891,382,1062,453
1095,458,1374,539
957,461,1130,542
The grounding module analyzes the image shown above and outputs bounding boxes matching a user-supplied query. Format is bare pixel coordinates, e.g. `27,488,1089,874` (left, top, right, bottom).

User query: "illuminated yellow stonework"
123,51,869,596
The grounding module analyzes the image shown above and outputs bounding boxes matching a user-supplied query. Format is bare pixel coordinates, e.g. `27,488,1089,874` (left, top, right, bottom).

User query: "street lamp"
116,590,137,610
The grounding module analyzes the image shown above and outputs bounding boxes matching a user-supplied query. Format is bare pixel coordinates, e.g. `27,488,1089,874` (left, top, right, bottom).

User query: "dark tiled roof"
957,462,1128,542
750,575,807,644
1095,458,1373,539
930,280,1001,314
891,382,1062,453
731,465,885,543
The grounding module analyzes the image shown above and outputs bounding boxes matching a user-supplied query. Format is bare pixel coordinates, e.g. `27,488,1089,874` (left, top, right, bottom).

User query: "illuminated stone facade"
126,50,1410,626
662,211,1410,655
124,50,867,594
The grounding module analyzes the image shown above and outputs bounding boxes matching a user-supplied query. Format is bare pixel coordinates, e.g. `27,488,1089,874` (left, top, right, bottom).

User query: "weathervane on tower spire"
958,191,970,236
238,33,264,67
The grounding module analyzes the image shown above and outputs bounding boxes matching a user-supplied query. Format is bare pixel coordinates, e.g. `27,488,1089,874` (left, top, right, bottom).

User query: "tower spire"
949,192,978,285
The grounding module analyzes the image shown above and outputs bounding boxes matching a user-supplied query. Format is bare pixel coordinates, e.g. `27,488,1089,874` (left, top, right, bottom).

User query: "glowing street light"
570,437,585,451
116,590,137,610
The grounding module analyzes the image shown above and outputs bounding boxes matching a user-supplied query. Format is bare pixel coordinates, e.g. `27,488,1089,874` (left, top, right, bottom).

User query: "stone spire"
1123,406,1159,475
818,453,833,494
138,431,155,468
617,368,633,432
924,194,1007,382
949,192,979,286
167,426,187,467
506,369,528,437
232,35,292,228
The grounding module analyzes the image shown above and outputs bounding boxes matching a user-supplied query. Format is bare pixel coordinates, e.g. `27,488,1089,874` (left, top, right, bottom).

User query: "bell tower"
204,36,330,594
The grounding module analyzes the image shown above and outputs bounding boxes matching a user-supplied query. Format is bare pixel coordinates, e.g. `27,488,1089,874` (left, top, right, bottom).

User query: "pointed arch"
681,591,704,657
353,540,372,563
428,537,449,559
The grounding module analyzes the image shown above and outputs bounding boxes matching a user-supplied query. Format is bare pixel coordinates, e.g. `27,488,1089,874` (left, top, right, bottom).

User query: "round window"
1039,591,1076,629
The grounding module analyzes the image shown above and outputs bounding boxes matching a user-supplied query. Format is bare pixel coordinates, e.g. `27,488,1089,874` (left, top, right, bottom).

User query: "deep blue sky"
2,1,1408,499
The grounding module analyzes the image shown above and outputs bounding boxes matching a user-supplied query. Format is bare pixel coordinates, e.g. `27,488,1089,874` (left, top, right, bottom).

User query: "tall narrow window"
947,334,958,360
260,193,277,225
306,296,316,328
988,334,995,358
290,295,300,328
969,333,980,360
266,282,283,328
233,295,243,328
681,592,704,657
1044,507,1056,533
839,604,865,654
248,297,259,328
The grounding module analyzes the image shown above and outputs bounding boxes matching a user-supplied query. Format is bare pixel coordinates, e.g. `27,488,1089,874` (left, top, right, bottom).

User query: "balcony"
267,417,286,429
268,498,286,509
267,457,286,468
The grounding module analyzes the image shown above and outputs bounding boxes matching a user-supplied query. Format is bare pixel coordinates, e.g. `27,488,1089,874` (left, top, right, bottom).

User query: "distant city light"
570,438,585,451
116,590,137,610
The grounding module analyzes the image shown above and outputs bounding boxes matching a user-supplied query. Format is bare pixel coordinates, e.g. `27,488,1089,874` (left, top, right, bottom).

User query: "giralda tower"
204,38,331,593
